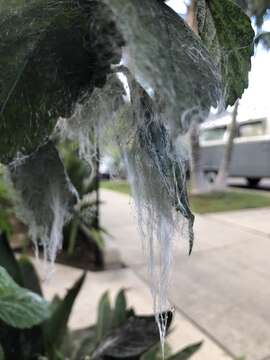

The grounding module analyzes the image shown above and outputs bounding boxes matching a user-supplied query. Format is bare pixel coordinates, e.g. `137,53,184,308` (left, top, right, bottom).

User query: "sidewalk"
36,261,231,360
100,189,270,360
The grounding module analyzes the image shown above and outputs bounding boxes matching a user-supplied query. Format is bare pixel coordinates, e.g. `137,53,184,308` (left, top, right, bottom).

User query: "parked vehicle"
200,112,270,186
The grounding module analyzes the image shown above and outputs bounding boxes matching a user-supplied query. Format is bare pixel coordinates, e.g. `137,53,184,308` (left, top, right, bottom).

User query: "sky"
166,0,188,14
166,1,270,118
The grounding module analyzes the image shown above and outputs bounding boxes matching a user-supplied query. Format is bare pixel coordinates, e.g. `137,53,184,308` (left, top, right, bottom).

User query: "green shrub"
0,232,202,360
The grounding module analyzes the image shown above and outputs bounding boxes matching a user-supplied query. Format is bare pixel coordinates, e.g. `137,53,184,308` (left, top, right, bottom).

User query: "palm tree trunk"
214,100,239,190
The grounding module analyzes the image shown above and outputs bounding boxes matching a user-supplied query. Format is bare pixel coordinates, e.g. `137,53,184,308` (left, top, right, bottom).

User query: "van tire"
205,171,217,184
246,178,261,187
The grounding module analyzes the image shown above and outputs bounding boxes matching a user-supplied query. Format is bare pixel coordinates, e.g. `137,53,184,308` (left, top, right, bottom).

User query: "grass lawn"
101,180,131,195
101,180,270,214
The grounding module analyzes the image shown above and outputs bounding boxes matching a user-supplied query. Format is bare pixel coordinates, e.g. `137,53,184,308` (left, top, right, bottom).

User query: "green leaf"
255,31,270,49
43,272,86,357
0,232,23,286
8,142,78,264
112,289,128,328
76,224,105,253
96,291,113,343
140,344,160,360
196,0,254,106
0,344,4,360
70,326,97,359
18,256,43,296
0,0,123,163
0,266,50,329
104,0,221,128
167,342,203,360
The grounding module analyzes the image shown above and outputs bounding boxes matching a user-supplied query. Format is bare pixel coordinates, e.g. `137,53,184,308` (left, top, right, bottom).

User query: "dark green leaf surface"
96,291,113,343
112,289,128,328
92,312,173,359
0,0,123,163
18,257,43,296
197,0,254,106
43,272,86,356
0,266,50,329
0,344,4,360
0,232,23,286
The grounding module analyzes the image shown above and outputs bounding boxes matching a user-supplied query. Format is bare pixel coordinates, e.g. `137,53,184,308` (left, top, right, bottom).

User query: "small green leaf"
43,272,86,356
0,266,50,329
71,326,97,359
140,344,160,360
0,232,23,286
197,0,254,106
112,289,128,328
96,291,113,343
18,256,43,296
167,341,203,360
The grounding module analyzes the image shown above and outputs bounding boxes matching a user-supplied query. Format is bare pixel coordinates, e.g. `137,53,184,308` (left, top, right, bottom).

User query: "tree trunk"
187,0,199,34
214,100,239,190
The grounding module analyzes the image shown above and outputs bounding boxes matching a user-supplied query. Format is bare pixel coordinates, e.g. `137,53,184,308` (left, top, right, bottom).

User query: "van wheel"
246,178,261,187
205,171,217,184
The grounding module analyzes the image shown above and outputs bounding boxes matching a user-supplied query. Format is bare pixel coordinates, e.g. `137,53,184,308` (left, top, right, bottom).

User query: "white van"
200,112,270,186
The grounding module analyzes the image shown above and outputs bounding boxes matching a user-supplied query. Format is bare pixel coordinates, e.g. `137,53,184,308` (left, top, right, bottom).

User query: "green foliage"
43,272,86,359
112,288,128,328
101,180,270,213
0,171,13,237
0,232,23,286
0,0,255,265
190,190,270,213
0,345,4,360
96,291,113,342
141,341,203,360
61,143,105,257
0,0,254,164
60,142,93,197
18,257,43,296
255,31,270,48
0,232,85,359
101,179,132,194
0,0,123,163
0,236,202,359
196,0,254,106
0,266,49,329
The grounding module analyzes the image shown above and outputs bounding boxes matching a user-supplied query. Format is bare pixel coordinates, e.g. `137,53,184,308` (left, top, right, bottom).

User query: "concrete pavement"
100,189,270,360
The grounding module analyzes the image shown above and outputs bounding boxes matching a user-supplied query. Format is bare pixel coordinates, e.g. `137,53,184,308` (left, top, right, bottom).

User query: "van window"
238,121,265,138
200,126,227,142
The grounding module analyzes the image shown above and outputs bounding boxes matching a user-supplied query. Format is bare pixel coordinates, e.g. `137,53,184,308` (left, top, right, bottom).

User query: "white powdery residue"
7,142,78,276
123,133,188,352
